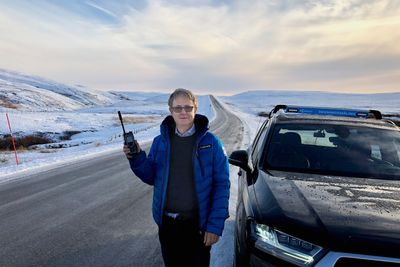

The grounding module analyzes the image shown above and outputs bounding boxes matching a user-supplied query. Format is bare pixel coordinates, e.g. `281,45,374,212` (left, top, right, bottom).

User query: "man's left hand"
204,232,219,246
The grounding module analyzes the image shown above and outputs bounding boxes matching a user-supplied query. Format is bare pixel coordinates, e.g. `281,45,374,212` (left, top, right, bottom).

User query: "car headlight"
251,222,324,266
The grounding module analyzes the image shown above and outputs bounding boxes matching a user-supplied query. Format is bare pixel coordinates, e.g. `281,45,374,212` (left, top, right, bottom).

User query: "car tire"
234,198,250,267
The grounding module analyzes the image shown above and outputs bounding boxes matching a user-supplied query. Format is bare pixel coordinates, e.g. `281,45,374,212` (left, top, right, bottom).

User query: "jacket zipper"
160,136,170,224
192,139,203,228
196,149,205,177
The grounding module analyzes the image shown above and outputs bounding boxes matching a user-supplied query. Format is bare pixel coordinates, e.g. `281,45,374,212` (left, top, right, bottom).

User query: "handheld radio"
118,111,140,154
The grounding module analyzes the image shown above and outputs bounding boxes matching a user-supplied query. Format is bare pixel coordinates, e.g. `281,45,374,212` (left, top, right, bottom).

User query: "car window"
279,129,336,147
252,126,268,165
251,119,269,149
251,119,269,159
264,123,400,180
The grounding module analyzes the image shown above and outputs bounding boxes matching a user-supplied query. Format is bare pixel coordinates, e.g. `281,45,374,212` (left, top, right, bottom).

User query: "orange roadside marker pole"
6,113,19,165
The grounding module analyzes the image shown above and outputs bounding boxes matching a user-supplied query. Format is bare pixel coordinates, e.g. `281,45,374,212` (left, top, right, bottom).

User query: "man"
123,88,230,267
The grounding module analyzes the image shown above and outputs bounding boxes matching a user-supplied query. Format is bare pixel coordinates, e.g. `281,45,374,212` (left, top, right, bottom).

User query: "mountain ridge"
0,69,115,111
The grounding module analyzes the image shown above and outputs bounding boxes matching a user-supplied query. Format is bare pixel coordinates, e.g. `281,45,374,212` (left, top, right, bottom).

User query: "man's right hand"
123,145,132,159
123,141,140,159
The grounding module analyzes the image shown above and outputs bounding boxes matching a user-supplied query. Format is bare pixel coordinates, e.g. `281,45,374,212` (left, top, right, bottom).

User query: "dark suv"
229,105,400,267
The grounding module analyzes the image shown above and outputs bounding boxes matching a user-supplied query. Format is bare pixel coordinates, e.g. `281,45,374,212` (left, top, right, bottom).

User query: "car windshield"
264,123,400,179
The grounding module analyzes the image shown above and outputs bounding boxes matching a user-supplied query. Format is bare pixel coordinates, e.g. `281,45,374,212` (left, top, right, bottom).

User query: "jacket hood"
160,114,209,138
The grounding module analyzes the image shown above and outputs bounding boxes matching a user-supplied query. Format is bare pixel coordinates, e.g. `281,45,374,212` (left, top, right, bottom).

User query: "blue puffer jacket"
129,114,230,236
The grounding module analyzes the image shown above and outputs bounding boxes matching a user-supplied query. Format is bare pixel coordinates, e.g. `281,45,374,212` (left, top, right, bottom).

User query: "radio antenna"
118,111,126,134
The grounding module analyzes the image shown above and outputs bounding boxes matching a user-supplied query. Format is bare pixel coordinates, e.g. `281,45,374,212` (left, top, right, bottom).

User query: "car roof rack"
270,105,383,120
382,119,399,127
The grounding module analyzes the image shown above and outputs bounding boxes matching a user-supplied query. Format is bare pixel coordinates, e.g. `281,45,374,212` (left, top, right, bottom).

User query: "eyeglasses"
171,105,194,113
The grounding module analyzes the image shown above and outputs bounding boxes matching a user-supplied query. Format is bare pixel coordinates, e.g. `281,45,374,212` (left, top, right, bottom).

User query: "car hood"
255,170,400,257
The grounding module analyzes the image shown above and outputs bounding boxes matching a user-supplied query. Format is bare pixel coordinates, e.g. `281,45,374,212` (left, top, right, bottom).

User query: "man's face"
169,95,197,130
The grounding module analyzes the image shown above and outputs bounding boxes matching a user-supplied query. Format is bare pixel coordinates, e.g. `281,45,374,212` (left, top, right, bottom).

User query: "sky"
0,0,400,94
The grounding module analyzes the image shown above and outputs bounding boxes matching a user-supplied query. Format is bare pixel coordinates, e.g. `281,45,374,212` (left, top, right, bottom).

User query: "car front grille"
334,257,400,267
315,252,400,267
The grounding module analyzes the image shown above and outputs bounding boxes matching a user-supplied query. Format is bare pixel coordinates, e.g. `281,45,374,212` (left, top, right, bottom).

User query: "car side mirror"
229,150,253,173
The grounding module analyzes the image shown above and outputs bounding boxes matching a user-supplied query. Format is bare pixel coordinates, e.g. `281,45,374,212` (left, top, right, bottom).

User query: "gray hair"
168,88,198,107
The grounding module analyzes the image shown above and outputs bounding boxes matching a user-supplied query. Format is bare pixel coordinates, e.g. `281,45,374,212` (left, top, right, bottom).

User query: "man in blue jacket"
123,88,230,267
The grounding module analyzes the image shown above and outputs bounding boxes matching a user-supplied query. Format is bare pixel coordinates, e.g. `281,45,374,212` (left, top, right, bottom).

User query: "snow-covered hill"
0,69,115,111
110,91,169,101
222,90,400,115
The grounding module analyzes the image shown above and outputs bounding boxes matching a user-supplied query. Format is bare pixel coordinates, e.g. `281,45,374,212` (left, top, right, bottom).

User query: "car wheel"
234,199,250,267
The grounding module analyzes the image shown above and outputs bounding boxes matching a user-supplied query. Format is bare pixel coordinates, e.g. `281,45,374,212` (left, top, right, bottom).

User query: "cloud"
0,0,399,93
84,1,118,19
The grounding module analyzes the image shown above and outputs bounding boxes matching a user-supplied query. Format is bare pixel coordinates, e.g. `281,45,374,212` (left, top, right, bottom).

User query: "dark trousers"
159,215,211,267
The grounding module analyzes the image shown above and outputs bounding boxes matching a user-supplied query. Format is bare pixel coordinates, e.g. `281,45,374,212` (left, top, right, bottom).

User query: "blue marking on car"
285,107,369,118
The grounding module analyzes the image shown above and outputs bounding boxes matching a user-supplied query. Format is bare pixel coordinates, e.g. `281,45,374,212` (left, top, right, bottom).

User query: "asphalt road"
0,95,243,267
